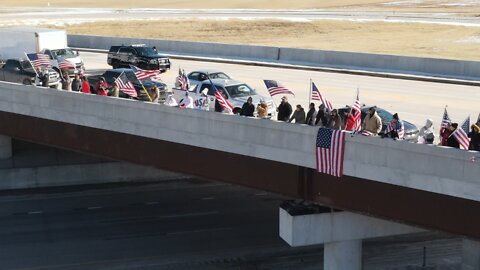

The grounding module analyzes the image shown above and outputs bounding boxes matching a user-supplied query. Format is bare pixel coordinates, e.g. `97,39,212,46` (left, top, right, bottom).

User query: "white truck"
173,79,276,116
0,27,84,76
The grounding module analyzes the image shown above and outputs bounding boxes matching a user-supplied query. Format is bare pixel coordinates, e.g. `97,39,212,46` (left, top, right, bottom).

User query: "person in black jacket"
305,103,317,126
468,123,480,151
240,97,255,117
447,123,460,148
277,96,292,122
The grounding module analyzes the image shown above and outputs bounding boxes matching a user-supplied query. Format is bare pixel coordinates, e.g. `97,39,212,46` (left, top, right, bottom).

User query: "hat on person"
393,113,399,120
281,96,287,100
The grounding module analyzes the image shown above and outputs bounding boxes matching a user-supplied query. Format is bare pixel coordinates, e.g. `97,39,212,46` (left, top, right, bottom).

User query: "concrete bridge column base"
324,240,362,270
462,238,480,270
0,135,12,159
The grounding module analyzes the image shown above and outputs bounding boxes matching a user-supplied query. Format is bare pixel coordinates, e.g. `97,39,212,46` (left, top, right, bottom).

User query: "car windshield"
21,60,33,70
225,84,256,98
376,108,394,123
135,47,157,57
52,48,77,58
209,72,230,79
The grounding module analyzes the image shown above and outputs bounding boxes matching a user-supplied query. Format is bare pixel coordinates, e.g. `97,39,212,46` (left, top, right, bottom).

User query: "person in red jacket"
96,77,108,96
81,76,91,94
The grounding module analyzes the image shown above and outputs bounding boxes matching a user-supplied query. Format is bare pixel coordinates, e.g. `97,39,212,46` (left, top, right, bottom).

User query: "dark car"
107,45,171,72
338,105,419,142
88,68,167,101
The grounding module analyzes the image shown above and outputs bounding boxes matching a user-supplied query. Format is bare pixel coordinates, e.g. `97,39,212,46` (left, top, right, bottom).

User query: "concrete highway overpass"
0,81,478,242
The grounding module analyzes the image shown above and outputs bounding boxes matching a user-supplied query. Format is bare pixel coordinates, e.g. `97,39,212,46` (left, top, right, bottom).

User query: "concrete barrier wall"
68,34,480,79
68,34,279,60
0,81,478,201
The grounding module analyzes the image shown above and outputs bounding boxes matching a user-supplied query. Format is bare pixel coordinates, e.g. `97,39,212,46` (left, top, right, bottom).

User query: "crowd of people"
49,69,480,152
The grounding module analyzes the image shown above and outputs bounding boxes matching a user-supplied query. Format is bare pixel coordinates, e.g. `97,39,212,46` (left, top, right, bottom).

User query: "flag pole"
308,78,312,107
131,71,152,102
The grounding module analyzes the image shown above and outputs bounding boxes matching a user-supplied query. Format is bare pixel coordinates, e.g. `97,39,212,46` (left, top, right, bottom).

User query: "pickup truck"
173,79,276,116
0,59,60,87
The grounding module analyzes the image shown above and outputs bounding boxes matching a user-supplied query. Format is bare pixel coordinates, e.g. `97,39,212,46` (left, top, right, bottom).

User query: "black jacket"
305,108,317,126
277,102,292,121
468,131,480,151
447,134,460,148
240,102,255,117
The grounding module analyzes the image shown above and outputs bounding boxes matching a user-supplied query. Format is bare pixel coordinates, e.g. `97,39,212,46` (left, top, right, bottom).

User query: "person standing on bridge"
109,79,120,98
363,106,382,135
240,97,254,117
315,104,329,127
288,105,306,124
440,122,453,146
61,72,71,91
71,74,81,92
81,76,91,94
468,123,480,151
178,91,194,109
418,119,435,144
256,99,269,118
446,123,460,148
96,77,108,96
305,103,317,126
327,109,342,130
277,96,292,122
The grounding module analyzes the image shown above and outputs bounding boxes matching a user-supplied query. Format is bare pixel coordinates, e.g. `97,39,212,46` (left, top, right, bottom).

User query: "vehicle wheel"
233,108,241,115
22,79,32,85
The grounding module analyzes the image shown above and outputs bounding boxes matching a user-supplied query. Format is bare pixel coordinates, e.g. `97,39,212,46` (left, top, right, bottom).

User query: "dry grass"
65,19,480,60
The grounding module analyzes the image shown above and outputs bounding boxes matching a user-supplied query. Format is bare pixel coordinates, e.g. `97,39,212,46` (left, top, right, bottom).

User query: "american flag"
385,120,405,139
351,90,362,132
114,72,138,98
316,128,346,177
26,53,51,69
264,80,295,97
130,65,161,81
311,82,333,110
361,130,374,136
209,78,233,113
58,57,75,70
451,116,470,150
177,68,190,91
440,107,451,129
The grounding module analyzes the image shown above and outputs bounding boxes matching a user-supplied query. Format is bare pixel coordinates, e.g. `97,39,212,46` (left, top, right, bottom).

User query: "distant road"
0,8,479,27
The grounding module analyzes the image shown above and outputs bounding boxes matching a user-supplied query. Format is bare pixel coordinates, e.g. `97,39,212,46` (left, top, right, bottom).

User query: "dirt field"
65,19,480,60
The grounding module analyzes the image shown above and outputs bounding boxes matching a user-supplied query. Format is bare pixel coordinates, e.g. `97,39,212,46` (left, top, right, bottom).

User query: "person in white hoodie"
164,91,178,107
178,91,194,109
418,118,435,144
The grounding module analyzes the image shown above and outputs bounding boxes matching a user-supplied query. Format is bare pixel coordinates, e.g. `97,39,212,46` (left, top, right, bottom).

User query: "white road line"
87,206,103,210
158,211,219,219
145,201,159,205
166,227,232,236
28,211,43,215
200,197,215,200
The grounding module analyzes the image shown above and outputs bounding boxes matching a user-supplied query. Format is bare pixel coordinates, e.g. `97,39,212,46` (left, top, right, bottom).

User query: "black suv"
107,45,171,72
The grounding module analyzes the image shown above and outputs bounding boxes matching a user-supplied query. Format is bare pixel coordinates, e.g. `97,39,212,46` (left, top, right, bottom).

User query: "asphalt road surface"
1,8,479,27
0,178,463,270
82,51,480,132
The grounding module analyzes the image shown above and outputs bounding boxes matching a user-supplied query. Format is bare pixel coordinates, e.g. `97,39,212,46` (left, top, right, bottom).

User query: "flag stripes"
311,82,333,110
263,80,294,97
452,117,470,150
114,73,138,97
315,128,346,178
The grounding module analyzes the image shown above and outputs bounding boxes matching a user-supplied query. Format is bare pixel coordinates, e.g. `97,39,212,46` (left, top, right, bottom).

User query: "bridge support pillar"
279,204,423,269
0,135,12,159
324,239,362,270
461,238,480,270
